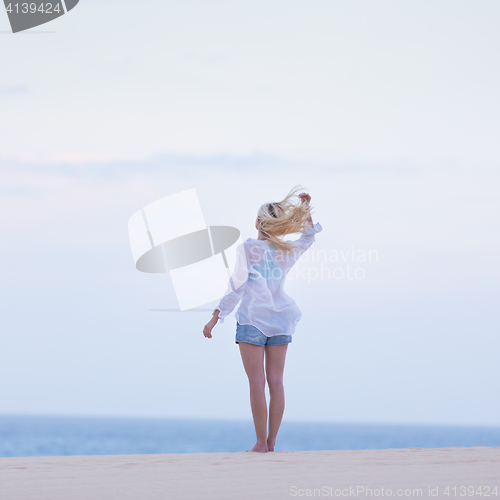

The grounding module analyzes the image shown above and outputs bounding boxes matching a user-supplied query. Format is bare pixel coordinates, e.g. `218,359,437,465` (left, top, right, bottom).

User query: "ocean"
1,415,499,458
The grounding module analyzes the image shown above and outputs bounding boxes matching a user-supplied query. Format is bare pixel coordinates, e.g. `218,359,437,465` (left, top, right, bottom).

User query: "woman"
203,186,322,453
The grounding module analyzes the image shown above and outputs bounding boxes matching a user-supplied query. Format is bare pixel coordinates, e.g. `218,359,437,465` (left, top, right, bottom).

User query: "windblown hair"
257,185,314,252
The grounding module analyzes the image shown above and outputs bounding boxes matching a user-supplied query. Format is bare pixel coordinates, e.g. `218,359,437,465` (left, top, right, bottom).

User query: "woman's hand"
299,192,313,225
203,310,220,339
299,192,311,205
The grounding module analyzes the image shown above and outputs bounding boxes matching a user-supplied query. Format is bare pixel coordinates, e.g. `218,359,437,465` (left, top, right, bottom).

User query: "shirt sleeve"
285,221,323,268
215,243,249,324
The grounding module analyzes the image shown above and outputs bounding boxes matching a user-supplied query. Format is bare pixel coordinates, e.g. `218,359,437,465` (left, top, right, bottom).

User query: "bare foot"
246,442,268,453
267,440,275,452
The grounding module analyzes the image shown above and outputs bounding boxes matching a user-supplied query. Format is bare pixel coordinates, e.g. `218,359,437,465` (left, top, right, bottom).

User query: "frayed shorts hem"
235,322,292,347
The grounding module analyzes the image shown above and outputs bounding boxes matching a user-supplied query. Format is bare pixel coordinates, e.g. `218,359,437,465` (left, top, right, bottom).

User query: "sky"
0,0,499,426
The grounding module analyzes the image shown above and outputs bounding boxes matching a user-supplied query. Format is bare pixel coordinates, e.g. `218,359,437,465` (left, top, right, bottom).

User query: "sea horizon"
1,414,499,458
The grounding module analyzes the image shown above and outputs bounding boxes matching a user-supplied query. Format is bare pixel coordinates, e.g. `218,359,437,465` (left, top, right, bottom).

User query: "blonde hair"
257,185,313,252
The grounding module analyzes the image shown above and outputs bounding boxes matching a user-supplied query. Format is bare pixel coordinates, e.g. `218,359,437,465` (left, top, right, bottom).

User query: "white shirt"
216,222,323,336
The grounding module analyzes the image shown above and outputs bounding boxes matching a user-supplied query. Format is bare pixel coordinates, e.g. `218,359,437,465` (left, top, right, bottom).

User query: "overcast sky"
0,1,499,426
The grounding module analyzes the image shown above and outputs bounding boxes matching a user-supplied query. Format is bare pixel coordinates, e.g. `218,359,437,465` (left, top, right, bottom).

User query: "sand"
0,447,499,499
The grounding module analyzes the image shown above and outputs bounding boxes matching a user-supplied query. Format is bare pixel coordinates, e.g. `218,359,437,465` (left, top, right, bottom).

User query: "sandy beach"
0,447,498,500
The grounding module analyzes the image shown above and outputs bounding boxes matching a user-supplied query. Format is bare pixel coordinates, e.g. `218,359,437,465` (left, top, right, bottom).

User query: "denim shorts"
235,322,292,346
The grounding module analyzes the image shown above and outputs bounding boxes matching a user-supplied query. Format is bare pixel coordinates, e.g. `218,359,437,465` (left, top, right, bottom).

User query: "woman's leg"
239,342,268,453
265,344,288,451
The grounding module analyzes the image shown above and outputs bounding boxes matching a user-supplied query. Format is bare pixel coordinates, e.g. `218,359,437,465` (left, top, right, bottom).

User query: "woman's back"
217,222,323,336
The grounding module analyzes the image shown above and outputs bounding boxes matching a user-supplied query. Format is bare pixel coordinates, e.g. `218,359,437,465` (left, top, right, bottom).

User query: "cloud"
0,84,28,96
0,153,420,182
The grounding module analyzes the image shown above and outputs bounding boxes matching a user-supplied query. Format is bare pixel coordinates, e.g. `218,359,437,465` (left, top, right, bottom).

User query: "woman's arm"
203,309,220,339
279,193,321,270
202,243,249,339
203,274,248,338
299,192,313,226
